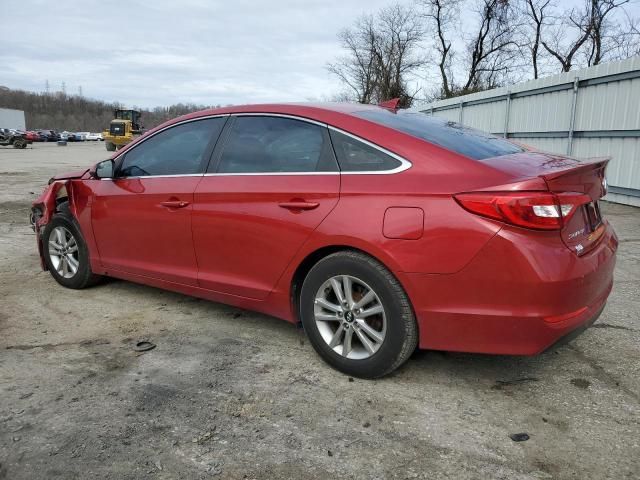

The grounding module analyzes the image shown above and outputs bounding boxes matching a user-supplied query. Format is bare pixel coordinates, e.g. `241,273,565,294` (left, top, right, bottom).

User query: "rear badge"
568,228,585,240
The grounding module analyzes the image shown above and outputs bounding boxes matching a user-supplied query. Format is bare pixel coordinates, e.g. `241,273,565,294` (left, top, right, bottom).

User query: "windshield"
354,109,524,160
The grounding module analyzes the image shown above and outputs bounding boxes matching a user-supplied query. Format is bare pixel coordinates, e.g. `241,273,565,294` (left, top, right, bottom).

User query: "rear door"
91,117,227,285
192,114,340,299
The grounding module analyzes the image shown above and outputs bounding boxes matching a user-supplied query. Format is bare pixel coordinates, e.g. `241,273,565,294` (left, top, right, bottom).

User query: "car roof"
166,102,387,127
116,102,419,160
200,102,382,115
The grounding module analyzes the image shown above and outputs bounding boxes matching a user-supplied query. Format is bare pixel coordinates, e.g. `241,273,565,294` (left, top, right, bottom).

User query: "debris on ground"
510,433,530,442
133,340,156,352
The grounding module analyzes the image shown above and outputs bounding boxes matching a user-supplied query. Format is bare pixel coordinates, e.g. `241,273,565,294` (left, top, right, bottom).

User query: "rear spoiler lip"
539,156,610,182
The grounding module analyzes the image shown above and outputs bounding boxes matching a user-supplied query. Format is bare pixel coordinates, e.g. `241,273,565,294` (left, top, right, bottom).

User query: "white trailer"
0,108,26,131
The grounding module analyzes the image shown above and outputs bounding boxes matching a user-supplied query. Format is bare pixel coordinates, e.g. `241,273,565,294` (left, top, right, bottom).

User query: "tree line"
328,0,639,107
0,86,215,132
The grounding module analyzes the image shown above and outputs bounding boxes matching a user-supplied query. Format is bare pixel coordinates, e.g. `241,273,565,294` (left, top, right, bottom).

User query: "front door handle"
160,200,190,209
278,201,320,211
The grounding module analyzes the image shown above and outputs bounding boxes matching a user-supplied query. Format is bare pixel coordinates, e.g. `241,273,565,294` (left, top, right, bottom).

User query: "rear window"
353,110,524,160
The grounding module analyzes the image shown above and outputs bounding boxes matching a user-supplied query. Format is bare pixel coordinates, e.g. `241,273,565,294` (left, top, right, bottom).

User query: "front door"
91,117,227,285
192,115,340,299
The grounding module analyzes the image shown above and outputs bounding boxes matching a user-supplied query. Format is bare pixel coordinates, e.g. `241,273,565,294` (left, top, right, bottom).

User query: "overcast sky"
1,0,638,108
1,0,396,107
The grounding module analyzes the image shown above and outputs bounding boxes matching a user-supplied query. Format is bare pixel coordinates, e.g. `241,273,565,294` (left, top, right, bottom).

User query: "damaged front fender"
31,179,78,270
31,168,89,230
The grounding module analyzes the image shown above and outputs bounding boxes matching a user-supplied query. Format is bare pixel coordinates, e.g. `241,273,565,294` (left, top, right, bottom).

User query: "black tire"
300,251,418,379
41,211,101,289
105,142,116,151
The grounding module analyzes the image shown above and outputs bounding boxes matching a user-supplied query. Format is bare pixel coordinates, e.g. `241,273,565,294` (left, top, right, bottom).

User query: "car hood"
48,168,89,184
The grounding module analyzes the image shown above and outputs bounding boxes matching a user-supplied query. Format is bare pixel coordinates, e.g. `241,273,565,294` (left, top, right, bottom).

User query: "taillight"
454,191,591,230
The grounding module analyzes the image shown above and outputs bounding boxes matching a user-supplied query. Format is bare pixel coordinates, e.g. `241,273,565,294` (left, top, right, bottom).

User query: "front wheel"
105,141,116,151
42,214,101,289
300,251,418,378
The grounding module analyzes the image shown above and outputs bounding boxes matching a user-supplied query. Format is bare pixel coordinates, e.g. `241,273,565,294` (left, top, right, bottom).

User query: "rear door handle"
278,201,320,211
160,200,190,209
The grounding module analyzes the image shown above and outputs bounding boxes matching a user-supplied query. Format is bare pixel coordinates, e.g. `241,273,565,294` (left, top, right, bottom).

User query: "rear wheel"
13,138,26,149
105,142,116,151
42,214,101,289
300,251,418,378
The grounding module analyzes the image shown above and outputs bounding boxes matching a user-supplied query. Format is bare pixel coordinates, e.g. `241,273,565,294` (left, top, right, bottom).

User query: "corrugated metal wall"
413,57,640,207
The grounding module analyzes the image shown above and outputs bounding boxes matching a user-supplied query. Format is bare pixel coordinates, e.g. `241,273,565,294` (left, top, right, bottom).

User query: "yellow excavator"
103,109,143,151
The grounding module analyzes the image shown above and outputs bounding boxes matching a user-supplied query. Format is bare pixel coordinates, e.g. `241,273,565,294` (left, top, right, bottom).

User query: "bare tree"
0,86,210,131
419,0,521,98
418,0,462,98
540,1,594,72
327,14,379,104
327,3,426,107
522,0,553,79
378,4,427,103
585,0,631,66
462,0,522,92
616,14,640,58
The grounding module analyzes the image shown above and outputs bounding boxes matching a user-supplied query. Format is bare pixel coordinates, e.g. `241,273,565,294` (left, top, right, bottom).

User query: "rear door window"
354,109,524,160
119,117,225,177
214,116,338,173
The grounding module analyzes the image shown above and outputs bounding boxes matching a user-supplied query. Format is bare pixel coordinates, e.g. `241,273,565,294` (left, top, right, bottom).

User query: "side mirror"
91,159,114,179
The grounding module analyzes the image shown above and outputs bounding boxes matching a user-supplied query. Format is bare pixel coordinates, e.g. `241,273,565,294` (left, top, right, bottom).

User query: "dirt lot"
0,142,639,479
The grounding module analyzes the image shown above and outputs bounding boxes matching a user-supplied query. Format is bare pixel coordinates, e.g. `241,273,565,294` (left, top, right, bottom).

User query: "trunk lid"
484,152,609,255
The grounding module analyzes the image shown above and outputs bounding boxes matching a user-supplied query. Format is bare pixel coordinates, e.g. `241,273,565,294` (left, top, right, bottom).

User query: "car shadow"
395,346,565,389
89,278,577,387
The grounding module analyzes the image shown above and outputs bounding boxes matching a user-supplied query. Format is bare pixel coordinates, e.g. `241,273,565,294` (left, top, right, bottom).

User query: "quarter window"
119,117,225,177
329,130,402,172
215,116,338,173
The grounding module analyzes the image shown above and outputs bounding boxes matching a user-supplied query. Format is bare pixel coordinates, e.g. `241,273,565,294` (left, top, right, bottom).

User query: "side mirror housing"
91,159,114,179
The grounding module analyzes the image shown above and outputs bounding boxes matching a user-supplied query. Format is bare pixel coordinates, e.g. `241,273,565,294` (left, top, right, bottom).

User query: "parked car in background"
60,131,82,142
37,130,59,142
0,128,28,148
85,132,103,141
75,132,90,141
24,131,40,142
31,103,617,378
13,130,33,145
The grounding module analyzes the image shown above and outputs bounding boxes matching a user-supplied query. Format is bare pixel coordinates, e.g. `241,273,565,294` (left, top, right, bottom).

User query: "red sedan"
31,103,617,378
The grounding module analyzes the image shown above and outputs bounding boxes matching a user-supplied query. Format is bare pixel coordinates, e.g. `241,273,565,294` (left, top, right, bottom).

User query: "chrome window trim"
99,173,204,180
108,112,413,178
203,171,340,177
327,126,412,175
232,112,327,128
208,113,412,176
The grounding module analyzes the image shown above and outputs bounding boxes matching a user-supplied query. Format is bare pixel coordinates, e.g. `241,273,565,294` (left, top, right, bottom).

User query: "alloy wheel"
314,275,387,359
48,226,80,279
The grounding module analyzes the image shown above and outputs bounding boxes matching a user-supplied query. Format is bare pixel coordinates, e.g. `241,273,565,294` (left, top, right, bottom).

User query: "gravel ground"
1,142,639,480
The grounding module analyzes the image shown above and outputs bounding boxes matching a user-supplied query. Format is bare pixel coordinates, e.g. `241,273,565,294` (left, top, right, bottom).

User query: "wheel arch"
289,243,413,325
32,180,82,271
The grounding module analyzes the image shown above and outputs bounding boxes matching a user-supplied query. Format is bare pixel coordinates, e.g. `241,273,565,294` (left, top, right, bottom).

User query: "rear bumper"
402,222,617,355
541,303,605,353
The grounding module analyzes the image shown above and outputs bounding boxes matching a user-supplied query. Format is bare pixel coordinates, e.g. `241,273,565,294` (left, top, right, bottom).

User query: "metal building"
413,56,640,207
0,108,26,131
